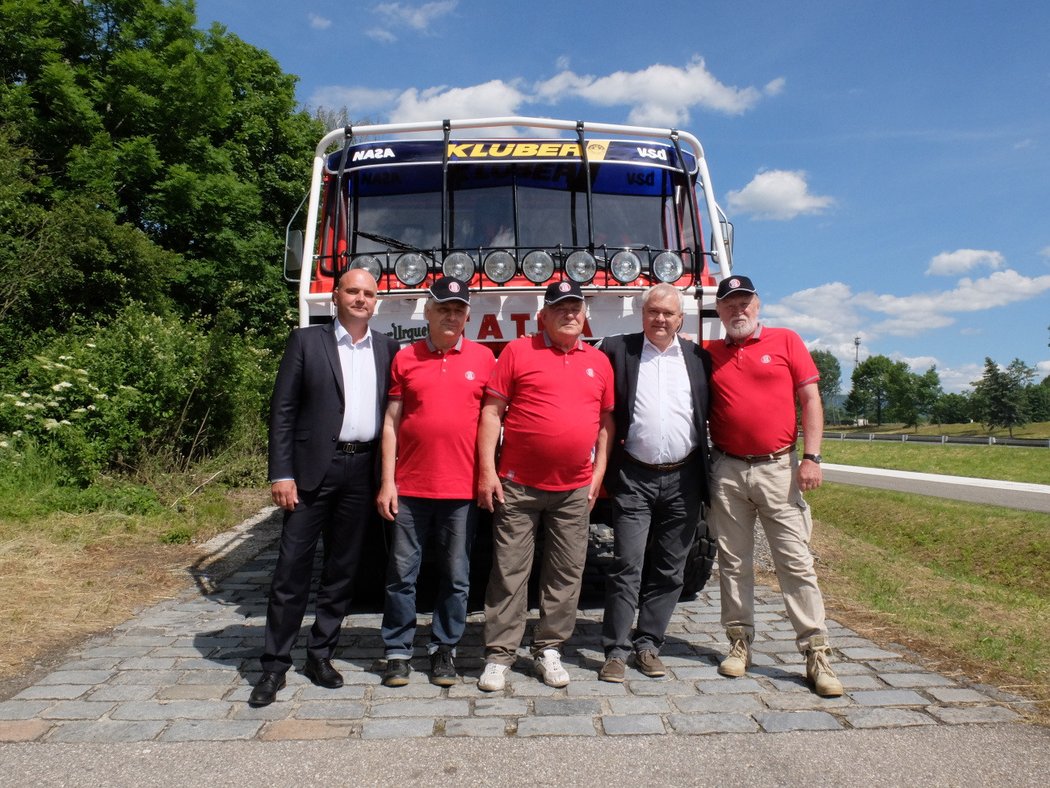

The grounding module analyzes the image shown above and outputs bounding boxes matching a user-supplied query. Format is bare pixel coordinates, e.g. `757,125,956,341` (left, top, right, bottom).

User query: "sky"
194,0,1050,392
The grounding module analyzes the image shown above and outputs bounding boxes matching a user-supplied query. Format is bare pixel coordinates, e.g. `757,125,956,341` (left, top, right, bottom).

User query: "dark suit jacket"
601,332,713,505
268,321,400,492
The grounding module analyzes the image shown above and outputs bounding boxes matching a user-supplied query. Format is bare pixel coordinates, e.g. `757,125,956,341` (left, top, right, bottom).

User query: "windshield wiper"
354,230,432,256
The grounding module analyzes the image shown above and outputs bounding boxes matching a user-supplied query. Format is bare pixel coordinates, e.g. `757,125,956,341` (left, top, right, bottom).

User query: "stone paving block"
14,684,92,701
607,696,672,715
369,699,470,718
371,682,443,699
474,697,529,716
667,712,758,734
927,705,1021,724
694,678,765,695
839,646,901,660
848,689,928,707
0,700,52,720
626,680,696,696
38,700,116,720
36,670,114,686
760,693,850,711
515,715,598,737
671,694,764,714
46,720,166,743
159,719,262,741
109,670,182,686
155,684,233,701
88,685,157,702
294,700,366,719
880,672,957,688
0,719,51,742
669,665,722,681
361,718,435,739
508,681,562,697
443,717,508,737
565,681,628,697
176,670,237,686
299,684,366,701
259,719,356,740
755,711,843,733
56,657,121,671
110,700,233,720
845,708,936,729
925,687,990,704
533,698,602,716
118,657,177,671
871,660,923,672
602,714,666,735
838,675,886,691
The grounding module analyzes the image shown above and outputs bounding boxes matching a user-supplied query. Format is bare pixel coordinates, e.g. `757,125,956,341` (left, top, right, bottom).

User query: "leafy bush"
0,303,274,484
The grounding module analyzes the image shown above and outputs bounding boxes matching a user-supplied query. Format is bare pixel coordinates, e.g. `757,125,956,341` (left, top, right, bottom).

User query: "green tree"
846,355,895,425
810,349,842,423
971,357,1030,437
931,391,973,426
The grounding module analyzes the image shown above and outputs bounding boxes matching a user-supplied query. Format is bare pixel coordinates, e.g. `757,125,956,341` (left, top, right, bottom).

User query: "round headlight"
349,254,382,281
564,251,596,284
394,252,428,286
652,251,684,283
442,252,476,281
522,250,555,284
609,250,641,284
483,250,517,284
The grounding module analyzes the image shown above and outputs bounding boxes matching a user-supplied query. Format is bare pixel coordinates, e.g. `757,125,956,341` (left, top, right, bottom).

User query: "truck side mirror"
284,228,304,282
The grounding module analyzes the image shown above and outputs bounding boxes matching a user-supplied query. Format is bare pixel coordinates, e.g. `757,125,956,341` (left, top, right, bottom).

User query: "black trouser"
602,457,700,660
260,450,374,674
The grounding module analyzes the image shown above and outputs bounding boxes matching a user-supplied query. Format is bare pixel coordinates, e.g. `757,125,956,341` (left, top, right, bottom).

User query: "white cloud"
764,77,786,96
725,170,834,221
863,269,1050,320
534,57,768,126
308,13,331,30
926,248,1004,276
388,80,529,125
1037,360,1050,380
374,1,457,31
366,27,397,43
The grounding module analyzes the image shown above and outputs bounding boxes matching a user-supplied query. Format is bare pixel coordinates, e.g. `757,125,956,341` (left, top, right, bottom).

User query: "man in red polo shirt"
476,280,614,691
376,277,496,688
708,274,842,697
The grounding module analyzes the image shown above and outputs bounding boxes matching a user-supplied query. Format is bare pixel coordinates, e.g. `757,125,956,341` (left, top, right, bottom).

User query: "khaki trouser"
483,481,590,664
708,450,828,653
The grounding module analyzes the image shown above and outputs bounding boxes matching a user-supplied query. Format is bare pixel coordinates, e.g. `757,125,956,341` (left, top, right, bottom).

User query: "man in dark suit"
250,267,401,707
598,283,712,682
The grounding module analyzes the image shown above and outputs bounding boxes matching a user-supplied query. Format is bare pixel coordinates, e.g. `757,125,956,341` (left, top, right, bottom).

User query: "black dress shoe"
304,657,344,689
248,671,286,707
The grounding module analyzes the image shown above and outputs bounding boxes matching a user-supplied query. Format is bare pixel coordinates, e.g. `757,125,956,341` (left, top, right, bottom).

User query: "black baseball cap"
429,276,470,304
543,280,584,304
716,275,758,300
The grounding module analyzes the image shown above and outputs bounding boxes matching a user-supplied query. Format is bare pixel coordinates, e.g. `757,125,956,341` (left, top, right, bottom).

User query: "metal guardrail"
826,432,1050,448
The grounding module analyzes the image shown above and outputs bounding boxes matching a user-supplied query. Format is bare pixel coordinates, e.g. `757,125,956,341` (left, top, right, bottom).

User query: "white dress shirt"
623,335,697,465
334,322,378,442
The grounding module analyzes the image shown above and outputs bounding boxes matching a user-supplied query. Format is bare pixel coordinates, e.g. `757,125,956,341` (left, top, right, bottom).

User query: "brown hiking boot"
718,626,752,677
805,635,843,697
634,650,666,678
598,657,626,683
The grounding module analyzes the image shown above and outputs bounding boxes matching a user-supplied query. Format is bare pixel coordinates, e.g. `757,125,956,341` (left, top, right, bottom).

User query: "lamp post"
854,336,861,366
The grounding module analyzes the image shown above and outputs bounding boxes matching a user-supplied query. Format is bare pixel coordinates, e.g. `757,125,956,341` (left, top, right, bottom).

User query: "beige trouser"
483,481,590,664
708,449,828,653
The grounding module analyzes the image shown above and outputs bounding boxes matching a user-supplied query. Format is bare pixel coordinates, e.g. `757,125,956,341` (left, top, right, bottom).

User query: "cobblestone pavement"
0,526,1034,745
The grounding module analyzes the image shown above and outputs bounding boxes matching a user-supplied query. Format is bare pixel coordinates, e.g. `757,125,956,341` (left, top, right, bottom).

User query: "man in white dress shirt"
597,284,713,682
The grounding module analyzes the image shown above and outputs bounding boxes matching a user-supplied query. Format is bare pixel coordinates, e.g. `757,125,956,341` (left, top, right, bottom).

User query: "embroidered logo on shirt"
465,370,476,380
585,368,595,377
761,354,772,364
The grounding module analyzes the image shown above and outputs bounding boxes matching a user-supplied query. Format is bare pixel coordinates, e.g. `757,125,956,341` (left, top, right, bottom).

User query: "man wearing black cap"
476,280,614,691
708,274,842,697
377,277,496,688
251,267,400,707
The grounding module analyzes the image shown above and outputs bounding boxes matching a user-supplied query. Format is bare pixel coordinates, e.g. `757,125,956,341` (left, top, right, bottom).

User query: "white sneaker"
477,662,509,692
534,648,570,688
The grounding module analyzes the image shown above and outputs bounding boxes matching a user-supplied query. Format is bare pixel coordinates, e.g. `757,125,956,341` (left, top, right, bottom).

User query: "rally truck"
284,116,734,597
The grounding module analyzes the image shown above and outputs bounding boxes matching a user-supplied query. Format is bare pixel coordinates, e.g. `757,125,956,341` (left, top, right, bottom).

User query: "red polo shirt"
486,333,614,491
708,325,819,456
389,336,496,498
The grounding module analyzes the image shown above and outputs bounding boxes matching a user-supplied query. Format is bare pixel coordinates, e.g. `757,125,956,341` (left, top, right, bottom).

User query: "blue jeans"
381,497,477,659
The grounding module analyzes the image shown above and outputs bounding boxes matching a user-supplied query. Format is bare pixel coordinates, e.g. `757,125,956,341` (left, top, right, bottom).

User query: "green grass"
817,440,1050,484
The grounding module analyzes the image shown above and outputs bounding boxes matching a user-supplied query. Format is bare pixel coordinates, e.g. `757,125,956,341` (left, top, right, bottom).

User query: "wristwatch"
802,453,822,464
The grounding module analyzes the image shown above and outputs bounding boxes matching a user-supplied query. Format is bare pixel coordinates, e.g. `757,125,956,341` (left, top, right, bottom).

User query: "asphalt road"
3,725,1049,787
822,464,1050,513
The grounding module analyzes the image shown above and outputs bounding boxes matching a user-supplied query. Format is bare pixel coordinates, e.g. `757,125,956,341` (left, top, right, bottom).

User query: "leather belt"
716,445,793,464
624,450,697,473
336,440,377,454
